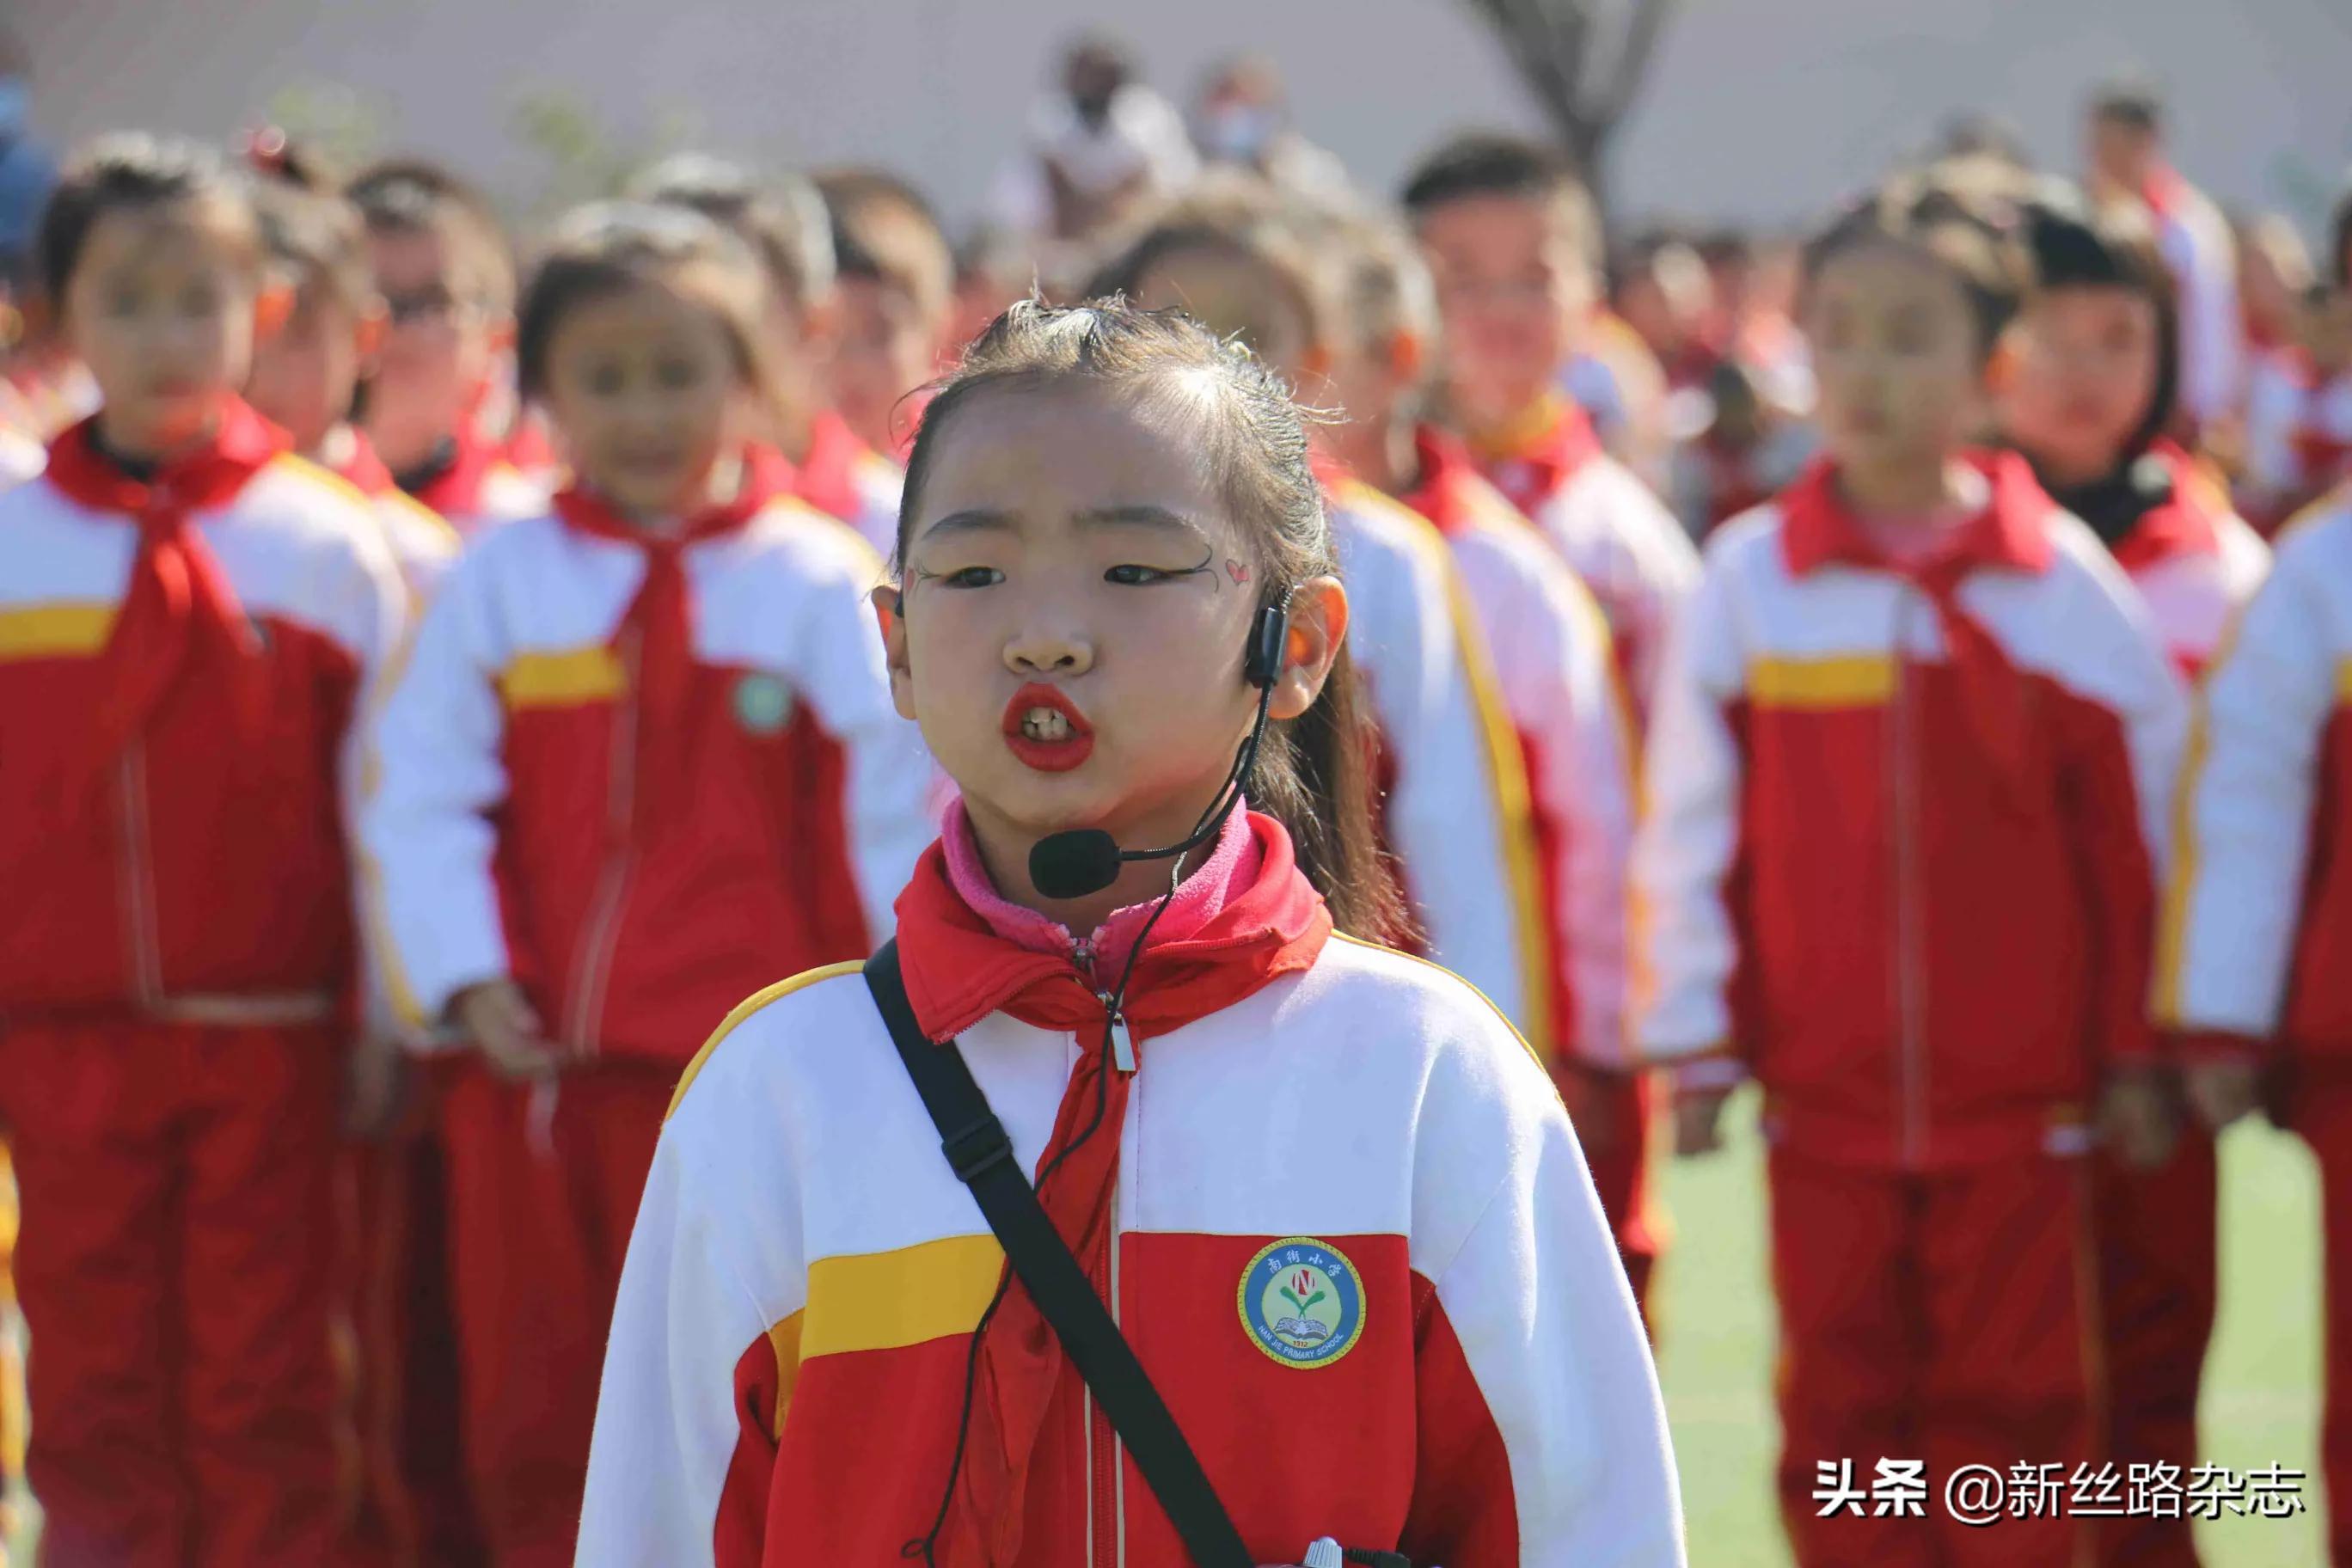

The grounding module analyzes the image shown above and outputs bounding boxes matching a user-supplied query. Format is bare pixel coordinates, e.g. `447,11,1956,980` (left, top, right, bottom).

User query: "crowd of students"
0,39,2347,1568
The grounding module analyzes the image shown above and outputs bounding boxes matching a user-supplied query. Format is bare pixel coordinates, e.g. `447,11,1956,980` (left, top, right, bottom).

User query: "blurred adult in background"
2237,210,2314,360
817,167,955,459
1187,53,1351,205
2086,78,2242,440
988,34,1196,248
0,29,54,301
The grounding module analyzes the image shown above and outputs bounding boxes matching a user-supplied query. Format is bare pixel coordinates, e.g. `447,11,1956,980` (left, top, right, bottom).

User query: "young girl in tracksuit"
1999,193,2269,1568
1636,179,2187,1568
579,299,1682,1565
0,135,405,1566
362,204,935,1566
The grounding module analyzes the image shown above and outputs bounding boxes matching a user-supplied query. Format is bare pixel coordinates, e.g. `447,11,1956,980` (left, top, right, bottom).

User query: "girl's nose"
1004,625,1094,677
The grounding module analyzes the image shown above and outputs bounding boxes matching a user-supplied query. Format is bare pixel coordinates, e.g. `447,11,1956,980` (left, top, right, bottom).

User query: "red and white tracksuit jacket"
0,400,403,1566
774,407,905,561
578,807,1684,1568
2152,485,2352,1561
2141,164,2245,434
2072,444,2267,1568
1324,475,1543,1043
1468,395,1700,720
1396,429,1660,1311
320,425,462,609
1633,454,2188,1166
2243,347,2352,526
361,486,936,1057
398,426,549,540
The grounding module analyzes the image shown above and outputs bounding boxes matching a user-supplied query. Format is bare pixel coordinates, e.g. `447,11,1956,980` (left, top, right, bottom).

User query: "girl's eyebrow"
917,507,1016,541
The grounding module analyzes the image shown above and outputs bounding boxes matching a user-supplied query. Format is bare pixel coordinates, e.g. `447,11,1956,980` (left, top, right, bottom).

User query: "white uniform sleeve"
2163,205,2245,429
1351,514,1534,1021
1534,569,1639,1066
578,1116,791,1566
1406,1012,1685,1565
787,534,940,941
1631,552,1749,1062
322,516,413,1045
2155,550,2338,1035
359,552,516,1028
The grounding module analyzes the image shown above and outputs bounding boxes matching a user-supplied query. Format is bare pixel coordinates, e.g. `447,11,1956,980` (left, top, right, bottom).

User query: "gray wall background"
15,0,2352,235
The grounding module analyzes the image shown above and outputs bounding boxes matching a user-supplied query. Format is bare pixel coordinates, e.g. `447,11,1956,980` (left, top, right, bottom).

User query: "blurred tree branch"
1462,0,1678,212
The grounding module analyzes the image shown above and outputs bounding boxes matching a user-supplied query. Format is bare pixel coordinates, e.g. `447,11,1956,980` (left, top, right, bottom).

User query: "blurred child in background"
0,133,403,1565
1638,178,2186,1568
1092,187,1548,1076
347,159,548,533
2243,278,2352,530
362,204,934,1565
1318,208,1663,1319
1666,357,1818,539
634,153,904,559
816,167,956,460
2000,193,2269,1568
1400,133,1698,718
2154,473,2352,1568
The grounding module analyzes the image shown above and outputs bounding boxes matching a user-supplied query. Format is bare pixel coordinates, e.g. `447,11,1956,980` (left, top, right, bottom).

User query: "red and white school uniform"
315,421,484,1564
1321,474,1544,1052
2141,164,2245,437
759,407,906,562
1468,394,1700,720
2154,485,2352,1564
2244,347,2352,529
1634,455,2186,1568
0,400,404,1566
361,478,935,1565
396,426,549,540
1399,427,1660,1313
578,803,1684,1567
2052,444,2269,1568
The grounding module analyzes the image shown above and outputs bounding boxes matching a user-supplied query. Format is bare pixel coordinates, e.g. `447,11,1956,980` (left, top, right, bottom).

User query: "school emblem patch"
1238,1237,1365,1369
732,672,793,734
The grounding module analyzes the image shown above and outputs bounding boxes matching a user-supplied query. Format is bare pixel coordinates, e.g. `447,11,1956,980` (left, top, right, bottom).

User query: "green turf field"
1657,1092,2328,1566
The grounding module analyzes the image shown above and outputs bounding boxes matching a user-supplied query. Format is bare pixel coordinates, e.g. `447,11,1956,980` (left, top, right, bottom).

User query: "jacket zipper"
117,743,164,1006
1890,592,1928,1167
562,636,641,1054
1069,934,1129,1566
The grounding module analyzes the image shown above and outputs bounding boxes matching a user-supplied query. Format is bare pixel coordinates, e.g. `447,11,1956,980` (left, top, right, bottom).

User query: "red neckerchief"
1400,426,1491,537
42,398,287,814
2111,441,2223,573
549,473,776,837
791,409,871,527
893,810,1330,1568
1780,451,2056,805
327,427,396,497
1467,393,1602,518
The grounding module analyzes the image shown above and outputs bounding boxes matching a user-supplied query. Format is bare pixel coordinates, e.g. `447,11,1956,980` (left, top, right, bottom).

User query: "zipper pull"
1107,1009,1136,1075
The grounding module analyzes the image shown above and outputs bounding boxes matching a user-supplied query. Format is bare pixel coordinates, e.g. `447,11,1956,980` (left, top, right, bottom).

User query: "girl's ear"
1984,333,2018,395
355,302,389,371
1266,574,1349,723
872,583,918,721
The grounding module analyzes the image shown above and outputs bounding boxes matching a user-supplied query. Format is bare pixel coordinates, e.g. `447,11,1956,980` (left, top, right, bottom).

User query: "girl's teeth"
1022,708,1071,741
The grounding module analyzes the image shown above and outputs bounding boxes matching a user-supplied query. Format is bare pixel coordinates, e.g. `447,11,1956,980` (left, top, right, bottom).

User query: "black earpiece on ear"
1244,591,1293,690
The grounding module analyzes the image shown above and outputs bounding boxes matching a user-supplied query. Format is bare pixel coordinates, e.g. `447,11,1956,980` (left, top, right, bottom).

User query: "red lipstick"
1001,682,1095,773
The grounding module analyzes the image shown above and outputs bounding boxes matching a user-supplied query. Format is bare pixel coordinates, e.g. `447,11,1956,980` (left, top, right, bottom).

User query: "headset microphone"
1026,592,1292,902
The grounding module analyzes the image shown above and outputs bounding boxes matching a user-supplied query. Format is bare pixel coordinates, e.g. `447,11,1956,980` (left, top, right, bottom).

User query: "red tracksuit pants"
2302,1075,2352,1566
1769,1143,2095,1568
0,1018,346,1568
2090,1126,2218,1568
344,1123,486,1568
438,1057,671,1568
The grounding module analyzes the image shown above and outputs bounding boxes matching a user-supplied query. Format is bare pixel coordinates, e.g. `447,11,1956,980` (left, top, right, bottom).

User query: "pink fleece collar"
940,795,1264,978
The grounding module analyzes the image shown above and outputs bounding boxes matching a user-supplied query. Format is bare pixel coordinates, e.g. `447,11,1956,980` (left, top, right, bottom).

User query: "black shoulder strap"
863,940,1253,1568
